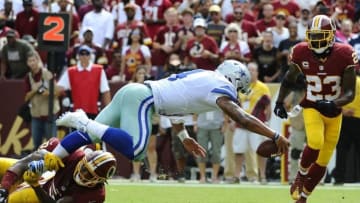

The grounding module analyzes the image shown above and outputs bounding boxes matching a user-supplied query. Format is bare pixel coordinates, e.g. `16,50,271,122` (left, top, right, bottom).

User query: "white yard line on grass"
107,179,360,190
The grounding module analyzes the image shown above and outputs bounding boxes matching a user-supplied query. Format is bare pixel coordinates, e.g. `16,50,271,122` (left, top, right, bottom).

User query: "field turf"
105,180,359,203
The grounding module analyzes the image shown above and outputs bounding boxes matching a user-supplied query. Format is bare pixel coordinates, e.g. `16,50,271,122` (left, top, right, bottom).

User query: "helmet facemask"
234,76,251,95
73,151,117,187
306,29,334,54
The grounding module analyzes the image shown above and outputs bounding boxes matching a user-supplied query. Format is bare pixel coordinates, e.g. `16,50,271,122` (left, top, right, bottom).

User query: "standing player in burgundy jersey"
274,15,357,203
0,138,116,203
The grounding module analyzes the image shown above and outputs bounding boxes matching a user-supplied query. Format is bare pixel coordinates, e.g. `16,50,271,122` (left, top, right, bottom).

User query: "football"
256,140,279,158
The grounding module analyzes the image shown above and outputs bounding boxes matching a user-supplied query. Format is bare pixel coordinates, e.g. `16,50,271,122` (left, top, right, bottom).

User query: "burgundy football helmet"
306,15,336,54
73,150,117,187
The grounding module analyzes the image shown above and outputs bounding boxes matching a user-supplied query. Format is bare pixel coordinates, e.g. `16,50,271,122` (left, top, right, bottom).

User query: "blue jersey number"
167,69,204,81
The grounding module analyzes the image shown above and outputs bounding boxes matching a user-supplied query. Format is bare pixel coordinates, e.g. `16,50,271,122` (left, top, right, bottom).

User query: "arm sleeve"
209,85,238,103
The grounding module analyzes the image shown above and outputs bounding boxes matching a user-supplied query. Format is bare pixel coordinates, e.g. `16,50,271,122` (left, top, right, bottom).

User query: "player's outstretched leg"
56,109,89,132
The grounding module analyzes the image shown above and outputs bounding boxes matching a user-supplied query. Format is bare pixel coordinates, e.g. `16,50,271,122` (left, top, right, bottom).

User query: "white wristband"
177,129,190,142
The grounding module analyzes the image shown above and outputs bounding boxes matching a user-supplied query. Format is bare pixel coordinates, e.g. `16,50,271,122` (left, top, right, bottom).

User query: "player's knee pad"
290,148,302,160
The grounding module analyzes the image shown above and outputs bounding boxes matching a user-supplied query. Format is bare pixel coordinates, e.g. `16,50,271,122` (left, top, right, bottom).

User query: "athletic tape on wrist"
272,133,280,142
177,129,190,142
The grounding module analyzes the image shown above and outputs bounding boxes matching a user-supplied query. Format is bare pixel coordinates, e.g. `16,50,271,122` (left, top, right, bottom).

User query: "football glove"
28,160,45,175
315,100,338,117
274,102,288,119
23,170,40,187
44,152,64,171
0,188,8,203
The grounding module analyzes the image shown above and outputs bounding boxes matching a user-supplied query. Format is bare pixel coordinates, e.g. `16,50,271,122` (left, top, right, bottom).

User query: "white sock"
52,144,70,159
86,120,109,139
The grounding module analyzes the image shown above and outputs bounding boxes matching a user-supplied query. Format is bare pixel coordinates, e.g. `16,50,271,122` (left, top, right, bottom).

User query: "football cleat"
56,109,89,132
290,172,306,200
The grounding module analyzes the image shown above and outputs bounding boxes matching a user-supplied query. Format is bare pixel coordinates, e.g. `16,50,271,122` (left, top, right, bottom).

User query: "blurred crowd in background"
0,0,360,185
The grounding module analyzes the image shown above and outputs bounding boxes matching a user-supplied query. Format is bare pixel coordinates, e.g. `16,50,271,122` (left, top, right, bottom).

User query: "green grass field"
105,180,359,203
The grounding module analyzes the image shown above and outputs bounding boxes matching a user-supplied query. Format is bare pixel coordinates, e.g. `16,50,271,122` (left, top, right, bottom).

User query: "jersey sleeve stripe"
211,86,237,102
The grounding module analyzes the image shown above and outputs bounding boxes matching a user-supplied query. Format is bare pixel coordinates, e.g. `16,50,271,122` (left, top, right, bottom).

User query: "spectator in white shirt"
80,0,114,49
271,11,289,48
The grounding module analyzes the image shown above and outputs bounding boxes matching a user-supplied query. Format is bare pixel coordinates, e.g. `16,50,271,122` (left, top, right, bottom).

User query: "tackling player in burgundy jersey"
274,15,357,203
0,138,116,203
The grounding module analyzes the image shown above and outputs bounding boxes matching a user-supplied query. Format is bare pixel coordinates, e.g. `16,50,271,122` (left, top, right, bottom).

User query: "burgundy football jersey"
41,138,105,202
290,42,358,110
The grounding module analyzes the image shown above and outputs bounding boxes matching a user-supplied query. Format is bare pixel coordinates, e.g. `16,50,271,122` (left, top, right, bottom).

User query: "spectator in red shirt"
220,23,251,63
142,0,172,39
57,45,111,119
77,1,93,21
105,50,122,80
224,0,256,23
331,0,355,27
15,0,39,38
184,17,219,70
272,0,300,18
151,7,180,79
174,8,194,59
230,6,260,47
256,3,276,33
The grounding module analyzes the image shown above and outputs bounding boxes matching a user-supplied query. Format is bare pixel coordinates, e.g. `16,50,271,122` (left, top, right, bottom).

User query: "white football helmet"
216,59,251,94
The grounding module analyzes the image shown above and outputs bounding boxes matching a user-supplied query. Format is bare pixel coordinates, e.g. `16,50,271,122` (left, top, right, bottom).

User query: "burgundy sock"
300,145,319,170
1,170,18,191
303,163,327,194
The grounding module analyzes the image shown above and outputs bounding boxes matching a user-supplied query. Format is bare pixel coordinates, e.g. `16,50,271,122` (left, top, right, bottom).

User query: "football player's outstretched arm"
171,123,207,158
334,66,356,106
216,96,289,154
0,151,44,193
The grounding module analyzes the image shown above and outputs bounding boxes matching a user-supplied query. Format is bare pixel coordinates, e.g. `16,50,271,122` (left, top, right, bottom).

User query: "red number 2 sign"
43,16,65,42
38,13,69,51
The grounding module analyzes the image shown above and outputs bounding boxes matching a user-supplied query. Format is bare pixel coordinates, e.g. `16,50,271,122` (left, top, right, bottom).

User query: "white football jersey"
145,69,238,116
